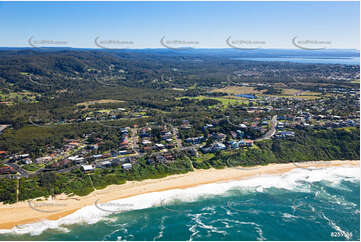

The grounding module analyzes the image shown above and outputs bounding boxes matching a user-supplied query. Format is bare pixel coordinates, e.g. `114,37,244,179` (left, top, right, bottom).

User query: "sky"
0,1,359,49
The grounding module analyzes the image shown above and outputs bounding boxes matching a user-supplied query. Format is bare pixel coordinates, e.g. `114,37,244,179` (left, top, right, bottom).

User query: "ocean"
230,57,360,65
0,166,359,241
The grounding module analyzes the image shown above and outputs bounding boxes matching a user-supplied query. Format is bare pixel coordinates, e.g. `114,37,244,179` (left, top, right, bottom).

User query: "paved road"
33,165,81,175
0,124,10,134
129,127,140,155
5,163,29,178
28,75,52,87
255,115,278,141
172,127,183,149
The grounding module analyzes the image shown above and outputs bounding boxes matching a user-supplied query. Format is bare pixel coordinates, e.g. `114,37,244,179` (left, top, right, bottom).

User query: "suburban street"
5,162,29,178
255,115,278,141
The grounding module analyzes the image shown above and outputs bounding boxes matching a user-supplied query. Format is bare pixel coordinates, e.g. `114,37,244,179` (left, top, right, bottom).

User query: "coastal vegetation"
0,127,358,204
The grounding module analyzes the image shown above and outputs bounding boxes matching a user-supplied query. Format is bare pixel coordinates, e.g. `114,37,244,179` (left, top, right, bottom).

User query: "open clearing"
177,95,249,107
281,89,320,96
76,99,125,109
281,89,301,95
210,86,321,100
0,90,40,104
211,86,264,94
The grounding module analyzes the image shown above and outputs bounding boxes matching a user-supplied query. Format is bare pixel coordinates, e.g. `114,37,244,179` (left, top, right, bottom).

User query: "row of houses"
185,136,204,144
147,152,176,165
229,139,254,149
0,166,15,175
274,131,295,139
201,138,255,153
81,162,133,173
141,140,175,153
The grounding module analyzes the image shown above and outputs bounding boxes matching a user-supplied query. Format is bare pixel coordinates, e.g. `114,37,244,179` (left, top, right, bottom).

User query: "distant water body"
0,166,359,241
231,57,360,65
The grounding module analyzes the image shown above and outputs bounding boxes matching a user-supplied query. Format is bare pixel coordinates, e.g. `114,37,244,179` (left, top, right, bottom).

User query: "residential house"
122,163,132,170
142,146,153,153
211,143,226,152
35,156,52,164
213,133,226,141
97,161,112,168
185,136,204,144
142,139,152,145
103,153,111,158
163,152,174,160
275,131,295,138
21,158,33,165
187,148,198,157
236,130,245,139
0,166,15,175
68,155,84,164
81,165,94,172
155,143,165,150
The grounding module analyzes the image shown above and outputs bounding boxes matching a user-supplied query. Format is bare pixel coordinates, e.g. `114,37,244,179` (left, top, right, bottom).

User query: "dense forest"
0,49,359,93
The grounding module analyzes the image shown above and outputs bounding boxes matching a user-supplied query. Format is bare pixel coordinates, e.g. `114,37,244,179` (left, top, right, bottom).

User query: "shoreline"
0,160,359,230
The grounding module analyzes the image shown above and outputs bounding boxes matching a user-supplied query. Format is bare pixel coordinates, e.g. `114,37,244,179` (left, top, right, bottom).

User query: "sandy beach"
0,160,359,230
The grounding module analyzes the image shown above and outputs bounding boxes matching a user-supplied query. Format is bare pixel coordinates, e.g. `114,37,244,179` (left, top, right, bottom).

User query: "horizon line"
0,47,359,51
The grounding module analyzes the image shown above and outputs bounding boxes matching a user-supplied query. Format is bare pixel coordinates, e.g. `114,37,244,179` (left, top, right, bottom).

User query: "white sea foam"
0,165,359,236
152,215,167,240
188,211,227,238
321,211,353,240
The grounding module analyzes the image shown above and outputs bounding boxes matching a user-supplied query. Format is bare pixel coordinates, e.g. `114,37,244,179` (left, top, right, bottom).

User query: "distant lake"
231,57,360,65
235,94,256,99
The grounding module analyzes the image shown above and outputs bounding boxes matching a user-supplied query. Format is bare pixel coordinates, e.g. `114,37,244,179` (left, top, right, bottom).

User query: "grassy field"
193,153,215,164
22,163,44,172
279,89,321,98
0,90,40,104
301,91,321,96
281,88,301,95
211,86,264,95
76,99,125,109
210,86,321,100
188,83,198,90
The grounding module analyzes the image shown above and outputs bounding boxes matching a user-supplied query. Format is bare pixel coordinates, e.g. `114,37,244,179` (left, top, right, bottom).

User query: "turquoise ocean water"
0,166,359,241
